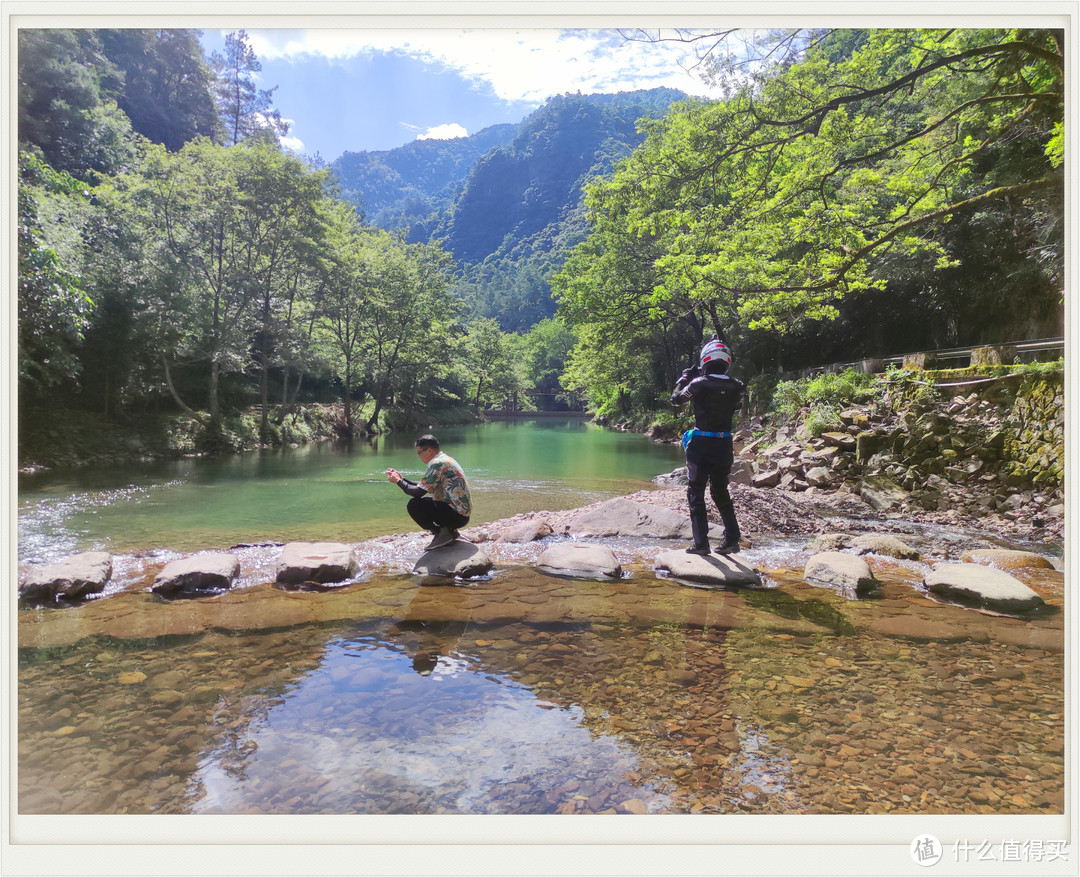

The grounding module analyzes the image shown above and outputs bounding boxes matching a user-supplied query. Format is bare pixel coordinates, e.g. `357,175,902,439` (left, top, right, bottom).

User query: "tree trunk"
161,354,208,426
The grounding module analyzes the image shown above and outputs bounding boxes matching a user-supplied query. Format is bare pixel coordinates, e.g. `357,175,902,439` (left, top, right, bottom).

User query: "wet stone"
536,543,622,580
276,542,358,586
961,549,1056,572
925,563,1045,616
653,550,762,588
152,552,240,597
20,551,113,604
804,552,880,598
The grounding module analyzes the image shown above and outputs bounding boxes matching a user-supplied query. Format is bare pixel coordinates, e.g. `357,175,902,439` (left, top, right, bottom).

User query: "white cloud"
279,134,306,153
241,28,728,104
416,123,469,141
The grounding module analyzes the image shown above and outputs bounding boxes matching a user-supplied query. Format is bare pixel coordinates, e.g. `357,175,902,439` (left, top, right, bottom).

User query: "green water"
18,419,684,559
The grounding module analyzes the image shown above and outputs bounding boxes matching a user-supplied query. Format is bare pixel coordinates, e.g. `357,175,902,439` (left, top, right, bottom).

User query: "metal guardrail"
796,337,1064,377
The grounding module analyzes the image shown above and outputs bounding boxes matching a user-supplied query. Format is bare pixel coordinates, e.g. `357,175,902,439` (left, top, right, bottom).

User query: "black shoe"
716,538,741,555
429,527,458,549
687,543,711,556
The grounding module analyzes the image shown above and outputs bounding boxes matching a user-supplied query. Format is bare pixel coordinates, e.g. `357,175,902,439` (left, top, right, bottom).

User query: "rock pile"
725,374,1063,538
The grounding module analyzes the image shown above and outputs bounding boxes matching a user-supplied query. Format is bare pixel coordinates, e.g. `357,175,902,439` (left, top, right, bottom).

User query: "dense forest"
17,27,1064,459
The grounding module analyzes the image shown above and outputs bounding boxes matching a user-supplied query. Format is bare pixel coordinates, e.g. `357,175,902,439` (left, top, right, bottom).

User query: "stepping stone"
536,543,621,580
152,552,240,597
413,541,493,579
924,563,1045,615
654,549,762,588
276,541,358,586
20,551,113,603
804,551,880,597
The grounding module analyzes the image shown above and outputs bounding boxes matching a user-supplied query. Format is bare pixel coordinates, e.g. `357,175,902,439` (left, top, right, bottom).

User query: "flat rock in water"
152,552,240,597
536,543,622,580
654,550,762,588
569,497,692,539
20,551,113,603
412,541,493,579
804,551,880,597
924,563,1045,615
276,541,358,586
960,548,1056,571
497,520,554,543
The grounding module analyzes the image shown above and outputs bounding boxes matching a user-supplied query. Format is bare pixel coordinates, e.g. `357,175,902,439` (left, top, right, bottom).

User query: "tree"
210,30,289,146
97,28,219,150
314,202,382,432
103,139,324,434
17,152,95,399
462,318,521,412
356,239,459,432
18,29,139,180
557,27,1063,413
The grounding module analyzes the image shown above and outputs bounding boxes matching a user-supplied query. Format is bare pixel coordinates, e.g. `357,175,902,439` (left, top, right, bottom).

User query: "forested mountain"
17,26,1065,456
333,88,689,330
330,123,519,232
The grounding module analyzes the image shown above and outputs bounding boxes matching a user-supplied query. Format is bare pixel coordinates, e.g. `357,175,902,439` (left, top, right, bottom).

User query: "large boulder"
276,541,358,586
804,551,880,598
152,552,240,598
569,497,692,540
924,563,1045,615
654,550,762,588
960,549,1056,572
20,551,113,604
412,541,493,579
536,543,622,580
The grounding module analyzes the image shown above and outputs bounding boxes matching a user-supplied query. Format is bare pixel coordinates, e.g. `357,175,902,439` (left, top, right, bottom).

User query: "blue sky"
197,28,732,160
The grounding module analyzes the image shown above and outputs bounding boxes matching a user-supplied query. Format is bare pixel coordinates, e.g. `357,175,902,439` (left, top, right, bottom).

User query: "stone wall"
741,365,1064,526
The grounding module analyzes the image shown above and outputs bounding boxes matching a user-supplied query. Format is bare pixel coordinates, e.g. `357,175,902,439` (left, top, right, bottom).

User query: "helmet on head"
699,336,732,372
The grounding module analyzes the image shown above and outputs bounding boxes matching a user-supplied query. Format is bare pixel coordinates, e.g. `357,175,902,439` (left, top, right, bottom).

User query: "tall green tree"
17,152,95,399
103,139,324,433
210,30,288,146
18,29,139,179
556,27,1063,413
96,28,219,150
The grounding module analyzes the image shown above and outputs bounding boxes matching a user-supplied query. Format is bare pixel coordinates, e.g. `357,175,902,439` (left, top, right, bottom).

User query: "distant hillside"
333,87,692,330
438,88,688,265
330,123,519,232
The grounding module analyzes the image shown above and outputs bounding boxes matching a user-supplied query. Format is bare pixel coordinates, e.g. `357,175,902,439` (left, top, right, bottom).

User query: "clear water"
15,420,1066,818
18,419,685,559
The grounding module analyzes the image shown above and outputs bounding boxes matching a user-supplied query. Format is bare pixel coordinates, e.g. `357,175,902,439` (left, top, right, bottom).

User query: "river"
18,419,685,560
14,419,1066,828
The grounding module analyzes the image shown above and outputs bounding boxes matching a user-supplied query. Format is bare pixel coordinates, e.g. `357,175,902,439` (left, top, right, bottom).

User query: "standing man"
386,435,472,549
670,336,746,555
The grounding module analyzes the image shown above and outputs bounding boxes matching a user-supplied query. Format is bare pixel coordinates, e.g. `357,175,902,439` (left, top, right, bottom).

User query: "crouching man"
386,434,472,549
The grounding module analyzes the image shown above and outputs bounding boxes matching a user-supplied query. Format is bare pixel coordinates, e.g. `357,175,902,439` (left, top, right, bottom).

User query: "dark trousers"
685,435,736,542
407,496,470,533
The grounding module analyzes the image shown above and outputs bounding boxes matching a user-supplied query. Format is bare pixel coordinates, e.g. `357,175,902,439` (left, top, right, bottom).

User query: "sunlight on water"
18,421,685,558
192,636,670,815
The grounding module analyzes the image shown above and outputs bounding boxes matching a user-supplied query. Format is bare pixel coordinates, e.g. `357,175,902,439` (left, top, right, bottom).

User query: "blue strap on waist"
682,428,732,449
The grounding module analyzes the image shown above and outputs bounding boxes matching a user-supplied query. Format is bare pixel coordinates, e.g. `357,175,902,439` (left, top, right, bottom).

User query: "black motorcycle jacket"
671,370,745,433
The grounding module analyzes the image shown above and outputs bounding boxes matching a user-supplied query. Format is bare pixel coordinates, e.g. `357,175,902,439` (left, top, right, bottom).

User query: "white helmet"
699,336,732,371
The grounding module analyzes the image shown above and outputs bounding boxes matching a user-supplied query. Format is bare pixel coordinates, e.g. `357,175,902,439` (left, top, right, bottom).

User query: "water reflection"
17,563,1065,816
191,632,670,815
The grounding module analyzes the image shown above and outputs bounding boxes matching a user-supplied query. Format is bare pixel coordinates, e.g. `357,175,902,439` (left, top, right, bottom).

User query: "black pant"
685,434,734,523
407,496,470,533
